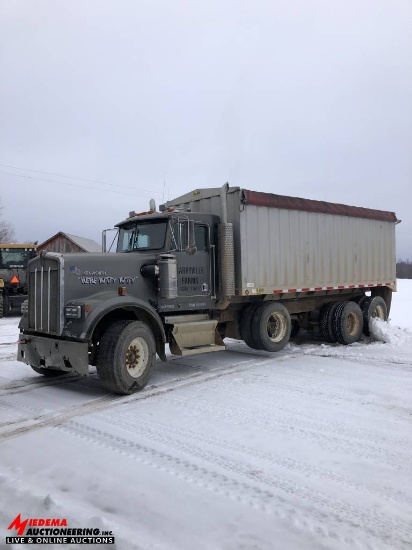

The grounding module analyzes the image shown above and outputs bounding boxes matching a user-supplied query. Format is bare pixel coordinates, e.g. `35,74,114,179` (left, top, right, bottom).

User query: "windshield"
117,219,168,252
0,248,35,269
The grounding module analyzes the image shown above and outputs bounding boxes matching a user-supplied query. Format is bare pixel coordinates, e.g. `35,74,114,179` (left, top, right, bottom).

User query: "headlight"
65,305,82,319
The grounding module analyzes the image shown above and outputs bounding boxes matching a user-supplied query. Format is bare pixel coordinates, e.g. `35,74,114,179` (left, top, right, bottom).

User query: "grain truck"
17,185,397,394
0,244,37,317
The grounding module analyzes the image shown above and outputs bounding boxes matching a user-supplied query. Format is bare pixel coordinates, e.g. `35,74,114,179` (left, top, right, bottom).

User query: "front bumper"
17,334,89,376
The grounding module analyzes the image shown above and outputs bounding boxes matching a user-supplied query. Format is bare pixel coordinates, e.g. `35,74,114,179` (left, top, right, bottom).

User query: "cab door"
171,218,214,309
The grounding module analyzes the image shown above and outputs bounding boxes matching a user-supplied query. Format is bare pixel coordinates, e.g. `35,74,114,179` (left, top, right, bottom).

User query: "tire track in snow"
161,394,412,470
225,370,412,416
54,422,356,547
216,380,412,449
228,340,412,374
0,354,17,362
0,372,86,395
98,411,412,507
0,357,277,440
0,353,269,397
60,419,412,550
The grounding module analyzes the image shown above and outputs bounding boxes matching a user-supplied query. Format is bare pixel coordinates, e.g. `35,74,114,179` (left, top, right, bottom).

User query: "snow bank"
390,278,412,330
370,317,412,345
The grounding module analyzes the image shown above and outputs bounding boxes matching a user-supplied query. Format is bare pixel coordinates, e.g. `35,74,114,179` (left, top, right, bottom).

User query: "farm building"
37,232,101,254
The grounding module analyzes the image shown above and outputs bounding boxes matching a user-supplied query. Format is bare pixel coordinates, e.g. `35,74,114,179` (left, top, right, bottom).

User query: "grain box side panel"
239,205,396,294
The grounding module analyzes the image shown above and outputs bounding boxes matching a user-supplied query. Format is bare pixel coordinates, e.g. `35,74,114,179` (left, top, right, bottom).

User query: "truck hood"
62,252,158,302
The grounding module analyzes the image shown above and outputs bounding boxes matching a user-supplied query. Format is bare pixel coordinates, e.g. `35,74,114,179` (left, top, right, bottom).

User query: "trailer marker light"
118,286,127,296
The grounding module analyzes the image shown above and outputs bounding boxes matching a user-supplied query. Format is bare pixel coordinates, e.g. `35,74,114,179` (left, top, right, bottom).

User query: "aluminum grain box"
166,187,397,296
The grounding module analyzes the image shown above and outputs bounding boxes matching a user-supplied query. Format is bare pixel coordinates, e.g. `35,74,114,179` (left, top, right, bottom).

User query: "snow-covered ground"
1,282,412,550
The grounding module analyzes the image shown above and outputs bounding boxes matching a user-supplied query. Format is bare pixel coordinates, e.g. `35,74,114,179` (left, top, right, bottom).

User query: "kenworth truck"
17,185,397,394
0,244,37,317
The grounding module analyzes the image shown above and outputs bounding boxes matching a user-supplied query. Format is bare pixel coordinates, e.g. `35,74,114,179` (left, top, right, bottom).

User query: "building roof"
65,233,102,252
38,232,101,252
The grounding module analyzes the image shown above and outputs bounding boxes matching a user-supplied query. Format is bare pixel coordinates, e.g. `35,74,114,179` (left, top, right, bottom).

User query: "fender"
65,293,166,343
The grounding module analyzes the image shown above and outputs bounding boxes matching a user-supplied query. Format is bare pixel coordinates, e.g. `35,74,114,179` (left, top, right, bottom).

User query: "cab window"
170,221,208,252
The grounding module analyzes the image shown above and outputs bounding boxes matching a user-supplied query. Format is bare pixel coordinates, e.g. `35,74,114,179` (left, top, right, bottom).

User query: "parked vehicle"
0,244,37,317
17,185,397,393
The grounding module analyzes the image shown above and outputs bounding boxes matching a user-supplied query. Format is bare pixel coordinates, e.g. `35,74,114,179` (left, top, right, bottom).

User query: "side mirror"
185,220,197,255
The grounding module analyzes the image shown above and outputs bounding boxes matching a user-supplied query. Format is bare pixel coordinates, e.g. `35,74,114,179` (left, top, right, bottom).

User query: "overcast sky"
1,0,411,257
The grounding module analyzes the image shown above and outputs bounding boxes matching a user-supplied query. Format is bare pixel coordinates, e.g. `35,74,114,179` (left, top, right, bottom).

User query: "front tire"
251,302,291,352
96,320,156,395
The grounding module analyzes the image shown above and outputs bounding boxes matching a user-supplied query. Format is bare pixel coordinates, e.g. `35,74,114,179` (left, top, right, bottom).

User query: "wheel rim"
346,311,361,336
267,312,288,343
372,304,385,320
125,337,150,378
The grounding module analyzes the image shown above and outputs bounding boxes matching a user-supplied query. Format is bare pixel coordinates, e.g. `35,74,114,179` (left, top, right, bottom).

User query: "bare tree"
396,259,412,279
0,198,16,243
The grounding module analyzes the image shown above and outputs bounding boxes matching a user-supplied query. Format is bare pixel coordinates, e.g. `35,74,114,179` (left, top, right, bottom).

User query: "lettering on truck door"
172,220,213,307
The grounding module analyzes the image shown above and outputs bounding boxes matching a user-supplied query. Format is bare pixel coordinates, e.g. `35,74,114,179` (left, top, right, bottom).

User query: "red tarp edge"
242,190,398,222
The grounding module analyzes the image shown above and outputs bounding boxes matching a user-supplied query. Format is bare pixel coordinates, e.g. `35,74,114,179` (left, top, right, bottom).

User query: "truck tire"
31,365,66,377
239,304,260,349
320,301,340,343
332,301,364,345
361,296,388,336
96,320,156,395
251,302,291,352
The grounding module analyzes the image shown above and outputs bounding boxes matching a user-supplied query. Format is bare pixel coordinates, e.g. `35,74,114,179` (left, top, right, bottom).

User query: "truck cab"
18,209,227,394
115,211,219,312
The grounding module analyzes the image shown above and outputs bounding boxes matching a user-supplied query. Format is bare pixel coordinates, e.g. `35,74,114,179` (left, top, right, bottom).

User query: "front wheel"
96,320,156,394
251,302,291,352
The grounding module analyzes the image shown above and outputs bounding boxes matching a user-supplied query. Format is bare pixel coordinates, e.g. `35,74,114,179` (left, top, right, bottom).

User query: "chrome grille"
29,254,63,334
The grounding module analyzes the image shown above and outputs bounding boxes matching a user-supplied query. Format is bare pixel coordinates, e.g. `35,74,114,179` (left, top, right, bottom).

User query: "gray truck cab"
18,209,226,394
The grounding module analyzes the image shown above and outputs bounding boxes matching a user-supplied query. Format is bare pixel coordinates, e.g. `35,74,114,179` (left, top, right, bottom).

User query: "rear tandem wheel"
332,301,364,345
361,296,388,336
251,302,291,352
